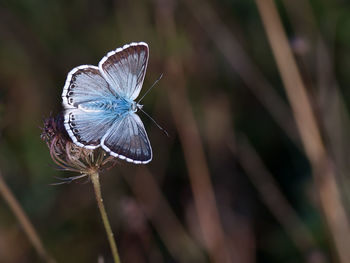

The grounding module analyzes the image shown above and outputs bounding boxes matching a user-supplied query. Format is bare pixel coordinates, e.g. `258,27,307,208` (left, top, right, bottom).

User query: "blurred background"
1,0,350,262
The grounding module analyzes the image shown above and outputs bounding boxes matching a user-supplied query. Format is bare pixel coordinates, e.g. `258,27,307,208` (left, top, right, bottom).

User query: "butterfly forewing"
101,113,152,164
99,42,149,100
62,66,115,109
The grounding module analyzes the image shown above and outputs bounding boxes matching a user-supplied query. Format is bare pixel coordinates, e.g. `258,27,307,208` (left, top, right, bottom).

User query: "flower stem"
90,171,121,263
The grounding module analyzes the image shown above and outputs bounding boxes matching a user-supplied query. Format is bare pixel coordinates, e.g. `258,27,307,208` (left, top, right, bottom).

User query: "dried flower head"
41,113,117,183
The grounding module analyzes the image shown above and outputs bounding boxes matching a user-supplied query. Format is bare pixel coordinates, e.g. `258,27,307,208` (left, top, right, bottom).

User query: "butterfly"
62,42,152,164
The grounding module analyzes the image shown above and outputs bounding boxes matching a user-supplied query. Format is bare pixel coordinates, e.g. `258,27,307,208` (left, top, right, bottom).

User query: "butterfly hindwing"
64,108,117,149
101,113,152,164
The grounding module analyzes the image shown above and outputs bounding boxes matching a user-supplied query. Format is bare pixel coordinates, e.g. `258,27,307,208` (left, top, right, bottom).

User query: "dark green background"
1,0,350,262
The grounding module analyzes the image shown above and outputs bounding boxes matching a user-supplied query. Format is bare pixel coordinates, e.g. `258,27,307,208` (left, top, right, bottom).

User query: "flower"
41,113,117,183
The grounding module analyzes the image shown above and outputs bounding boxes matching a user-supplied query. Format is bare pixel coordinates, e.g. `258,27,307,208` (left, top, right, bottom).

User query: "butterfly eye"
69,98,74,104
73,128,79,133
68,91,74,96
131,103,137,112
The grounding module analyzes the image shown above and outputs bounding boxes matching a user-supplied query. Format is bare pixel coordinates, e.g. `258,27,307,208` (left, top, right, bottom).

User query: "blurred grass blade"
0,171,56,263
255,0,350,262
123,167,206,262
230,134,316,253
154,1,234,261
183,0,300,147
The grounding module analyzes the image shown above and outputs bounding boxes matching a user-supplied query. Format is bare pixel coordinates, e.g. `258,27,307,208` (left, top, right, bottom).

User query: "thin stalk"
255,0,350,262
122,167,206,262
0,171,56,263
183,0,300,147
90,171,121,263
231,135,316,252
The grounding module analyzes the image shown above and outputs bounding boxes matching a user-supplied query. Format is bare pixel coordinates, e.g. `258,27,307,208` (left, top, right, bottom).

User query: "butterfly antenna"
139,108,169,137
137,73,163,104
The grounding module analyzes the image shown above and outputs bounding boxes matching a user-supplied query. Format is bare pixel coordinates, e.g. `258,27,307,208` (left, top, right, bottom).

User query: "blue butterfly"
62,42,152,164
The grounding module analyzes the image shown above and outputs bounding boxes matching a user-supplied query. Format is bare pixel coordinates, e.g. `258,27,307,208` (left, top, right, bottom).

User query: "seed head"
41,113,117,183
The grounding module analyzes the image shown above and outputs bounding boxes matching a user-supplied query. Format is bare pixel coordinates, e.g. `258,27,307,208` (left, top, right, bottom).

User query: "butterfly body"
62,42,152,164
78,97,137,114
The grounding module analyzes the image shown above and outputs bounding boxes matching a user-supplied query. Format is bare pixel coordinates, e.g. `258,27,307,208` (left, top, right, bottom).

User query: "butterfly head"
131,101,143,112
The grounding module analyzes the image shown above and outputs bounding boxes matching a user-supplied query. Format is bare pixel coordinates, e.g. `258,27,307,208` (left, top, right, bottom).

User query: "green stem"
90,171,121,263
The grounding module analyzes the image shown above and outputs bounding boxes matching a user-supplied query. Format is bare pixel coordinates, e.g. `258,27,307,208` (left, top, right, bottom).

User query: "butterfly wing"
64,108,117,149
101,113,152,164
62,65,116,109
98,42,148,101
62,65,118,148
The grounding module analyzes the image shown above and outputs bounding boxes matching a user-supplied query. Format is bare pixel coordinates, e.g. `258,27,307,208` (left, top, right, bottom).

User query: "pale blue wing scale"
98,42,148,101
64,108,118,148
101,113,152,164
62,65,117,109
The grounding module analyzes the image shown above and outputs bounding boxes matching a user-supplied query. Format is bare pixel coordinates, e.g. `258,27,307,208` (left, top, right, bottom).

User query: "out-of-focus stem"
90,171,121,263
231,135,316,252
154,1,233,262
0,171,56,263
184,0,300,147
166,60,232,263
123,167,206,262
255,0,350,262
